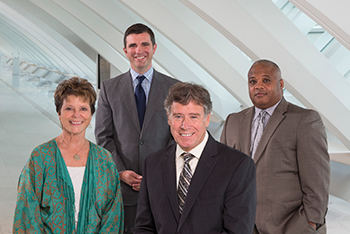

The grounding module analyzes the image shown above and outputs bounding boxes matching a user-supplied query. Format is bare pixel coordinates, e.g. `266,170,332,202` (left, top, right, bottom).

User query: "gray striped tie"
251,110,267,158
178,152,194,215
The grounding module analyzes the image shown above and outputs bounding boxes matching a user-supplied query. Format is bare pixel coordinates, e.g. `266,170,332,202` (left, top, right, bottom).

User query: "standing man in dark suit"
95,23,178,233
134,82,256,234
221,59,330,234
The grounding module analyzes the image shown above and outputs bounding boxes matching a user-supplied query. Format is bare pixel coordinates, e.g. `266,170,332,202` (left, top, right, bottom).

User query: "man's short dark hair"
123,23,156,48
164,82,212,116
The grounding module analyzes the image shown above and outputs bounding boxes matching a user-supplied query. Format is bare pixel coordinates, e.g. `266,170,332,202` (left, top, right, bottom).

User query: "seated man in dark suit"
134,82,257,234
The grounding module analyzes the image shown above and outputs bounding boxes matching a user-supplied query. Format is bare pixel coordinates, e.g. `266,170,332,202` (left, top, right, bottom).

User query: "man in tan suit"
221,59,330,234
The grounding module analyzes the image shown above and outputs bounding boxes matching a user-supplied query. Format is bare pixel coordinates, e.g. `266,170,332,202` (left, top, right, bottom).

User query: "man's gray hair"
164,82,212,116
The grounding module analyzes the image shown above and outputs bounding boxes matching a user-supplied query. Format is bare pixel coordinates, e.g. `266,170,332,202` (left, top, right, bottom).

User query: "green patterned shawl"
13,139,124,233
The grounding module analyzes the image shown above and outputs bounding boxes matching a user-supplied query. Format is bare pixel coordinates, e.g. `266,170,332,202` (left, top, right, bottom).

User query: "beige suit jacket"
221,98,330,234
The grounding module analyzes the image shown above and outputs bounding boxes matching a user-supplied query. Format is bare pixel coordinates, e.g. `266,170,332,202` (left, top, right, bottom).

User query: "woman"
13,77,123,233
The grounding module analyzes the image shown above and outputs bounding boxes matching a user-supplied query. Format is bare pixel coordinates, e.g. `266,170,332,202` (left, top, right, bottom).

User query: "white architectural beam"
79,0,241,121
290,0,350,52
29,0,130,77
0,0,95,79
117,0,252,109
181,0,350,149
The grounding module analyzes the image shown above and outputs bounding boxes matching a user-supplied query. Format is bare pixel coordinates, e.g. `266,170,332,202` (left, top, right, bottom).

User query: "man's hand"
119,170,143,191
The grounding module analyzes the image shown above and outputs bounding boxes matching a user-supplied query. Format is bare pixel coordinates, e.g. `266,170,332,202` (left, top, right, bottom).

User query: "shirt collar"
130,67,154,83
253,98,282,121
176,131,209,161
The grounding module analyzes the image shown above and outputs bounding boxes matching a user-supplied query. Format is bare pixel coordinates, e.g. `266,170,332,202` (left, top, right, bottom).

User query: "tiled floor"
1,64,350,233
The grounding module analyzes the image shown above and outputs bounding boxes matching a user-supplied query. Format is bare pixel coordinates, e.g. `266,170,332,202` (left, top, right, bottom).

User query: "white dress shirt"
130,67,154,104
175,132,209,188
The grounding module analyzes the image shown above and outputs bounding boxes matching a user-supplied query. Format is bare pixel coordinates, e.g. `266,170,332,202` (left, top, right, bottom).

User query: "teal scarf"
13,139,124,233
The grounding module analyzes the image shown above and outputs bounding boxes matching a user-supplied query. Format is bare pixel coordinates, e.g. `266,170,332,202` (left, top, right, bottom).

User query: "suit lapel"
142,70,164,132
240,107,254,156
253,98,288,164
178,135,218,229
161,145,180,223
120,71,141,132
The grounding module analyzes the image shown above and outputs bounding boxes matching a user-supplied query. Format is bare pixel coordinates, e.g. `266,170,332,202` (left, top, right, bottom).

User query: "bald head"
248,59,284,109
249,59,281,80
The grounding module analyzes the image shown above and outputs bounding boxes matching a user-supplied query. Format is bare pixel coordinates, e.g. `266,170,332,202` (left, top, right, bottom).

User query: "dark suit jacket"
95,69,178,205
134,134,257,234
221,98,330,234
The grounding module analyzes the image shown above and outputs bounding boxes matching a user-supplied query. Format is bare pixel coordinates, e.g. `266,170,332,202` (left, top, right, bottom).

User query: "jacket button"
140,141,144,145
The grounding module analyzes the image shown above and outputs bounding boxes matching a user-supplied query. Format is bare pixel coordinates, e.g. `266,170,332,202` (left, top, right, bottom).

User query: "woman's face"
59,95,92,136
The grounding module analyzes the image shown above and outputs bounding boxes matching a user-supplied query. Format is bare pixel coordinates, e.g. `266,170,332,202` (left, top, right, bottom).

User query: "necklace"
61,136,87,161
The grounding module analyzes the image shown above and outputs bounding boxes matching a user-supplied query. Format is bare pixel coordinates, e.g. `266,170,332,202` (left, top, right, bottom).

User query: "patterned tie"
135,76,146,128
178,152,195,215
251,110,267,158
